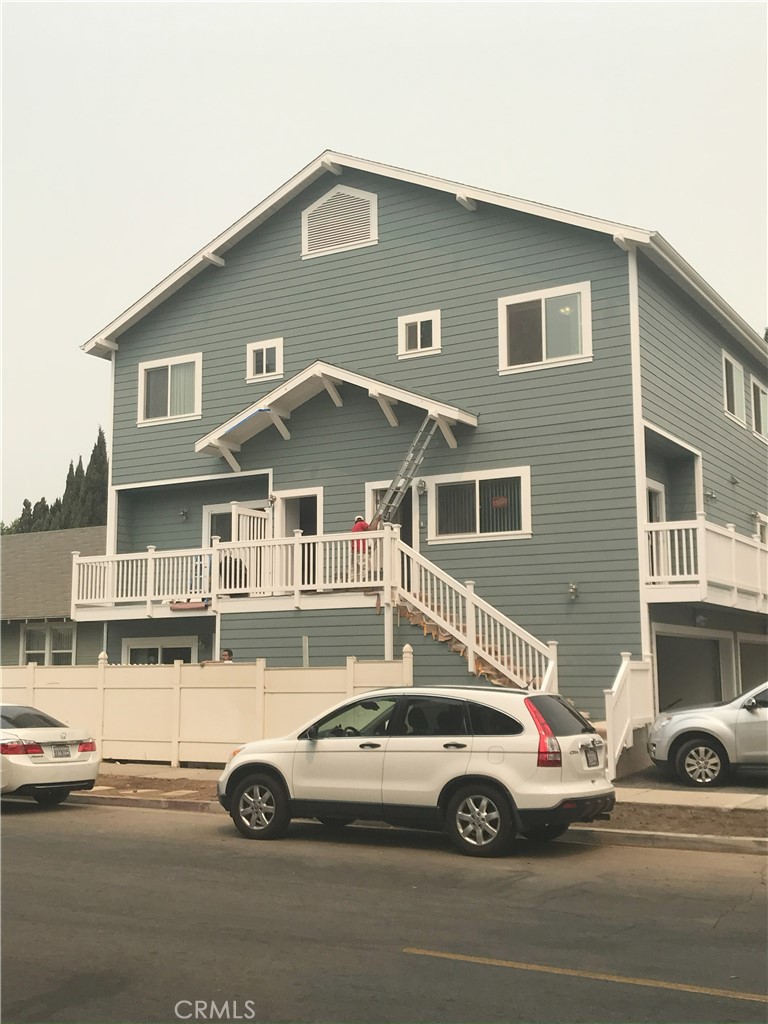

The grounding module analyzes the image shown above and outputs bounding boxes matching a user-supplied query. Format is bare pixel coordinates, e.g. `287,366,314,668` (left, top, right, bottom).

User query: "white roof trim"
81,150,764,360
195,360,478,458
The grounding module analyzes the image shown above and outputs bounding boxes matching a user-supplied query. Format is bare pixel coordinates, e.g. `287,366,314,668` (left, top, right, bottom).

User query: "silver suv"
217,686,615,857
648,682,768,786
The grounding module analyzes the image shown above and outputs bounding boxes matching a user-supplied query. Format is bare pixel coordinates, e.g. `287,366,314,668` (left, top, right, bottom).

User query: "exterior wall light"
416,479,427,495
179,508,189,520
568,583,579,600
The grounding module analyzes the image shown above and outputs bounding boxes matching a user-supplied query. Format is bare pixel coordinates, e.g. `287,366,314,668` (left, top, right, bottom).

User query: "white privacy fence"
603,653,655,780
1,648,414,767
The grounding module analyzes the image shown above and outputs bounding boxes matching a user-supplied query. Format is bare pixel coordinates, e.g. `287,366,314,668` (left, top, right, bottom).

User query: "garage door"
656,636,721,712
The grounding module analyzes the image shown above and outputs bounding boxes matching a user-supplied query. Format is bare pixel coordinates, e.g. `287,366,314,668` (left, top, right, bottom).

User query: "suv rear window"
0,706,66,729
468,702,523,736
526,695,594,736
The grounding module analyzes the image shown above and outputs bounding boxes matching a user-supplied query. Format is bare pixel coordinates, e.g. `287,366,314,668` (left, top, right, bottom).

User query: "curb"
69,793,768,855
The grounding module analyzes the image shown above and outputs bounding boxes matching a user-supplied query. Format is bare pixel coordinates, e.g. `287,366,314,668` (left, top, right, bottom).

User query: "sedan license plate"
52,744,71,759
585,746,599,768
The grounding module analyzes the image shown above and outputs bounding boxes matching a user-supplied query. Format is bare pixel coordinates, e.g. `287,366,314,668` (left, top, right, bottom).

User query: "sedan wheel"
231,774,291,840
446,785,514,857
675,738,729,786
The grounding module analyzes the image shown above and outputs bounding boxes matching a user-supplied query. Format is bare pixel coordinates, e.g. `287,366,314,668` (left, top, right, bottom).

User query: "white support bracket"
321,159,342,175
321,374,343,407
269,410,291,440
215,442,241,472
456,194,477,212
202,251,226,268
435,414,457,449
95,337,118,351
370,392,399,427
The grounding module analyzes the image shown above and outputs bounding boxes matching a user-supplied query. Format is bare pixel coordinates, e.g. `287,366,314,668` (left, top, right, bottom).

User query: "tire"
230,773,291,840
520,823,570,842
33,789,70,807
674,737,730,787
445,785,515,857
317,817,354,829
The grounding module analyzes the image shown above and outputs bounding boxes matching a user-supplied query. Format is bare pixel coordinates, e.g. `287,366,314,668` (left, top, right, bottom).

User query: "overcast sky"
2,1,766,524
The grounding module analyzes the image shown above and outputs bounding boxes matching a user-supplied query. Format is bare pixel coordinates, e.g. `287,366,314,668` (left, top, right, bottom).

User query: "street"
2,800,766,1023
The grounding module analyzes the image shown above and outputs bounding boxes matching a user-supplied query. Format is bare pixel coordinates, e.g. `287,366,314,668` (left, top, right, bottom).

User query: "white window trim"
21,622,76,666
721,351,746,426
246,338,284,384
750,375,768,443
425,466,532,545
397,310,442,359
120,636,200,665
754,513,768,546
498,281,592,375
301,185,379,260
137,352,202,426
202,500,270,545
646,479,667,523
271,486,324,538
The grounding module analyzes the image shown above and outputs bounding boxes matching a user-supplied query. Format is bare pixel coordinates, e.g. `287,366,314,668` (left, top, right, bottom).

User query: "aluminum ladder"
371,415,439,526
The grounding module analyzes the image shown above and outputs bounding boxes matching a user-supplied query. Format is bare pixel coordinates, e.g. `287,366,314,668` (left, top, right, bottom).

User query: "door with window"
275,492,319,588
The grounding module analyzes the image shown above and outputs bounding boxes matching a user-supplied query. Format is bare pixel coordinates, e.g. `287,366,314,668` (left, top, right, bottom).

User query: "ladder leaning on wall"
370,415,439,527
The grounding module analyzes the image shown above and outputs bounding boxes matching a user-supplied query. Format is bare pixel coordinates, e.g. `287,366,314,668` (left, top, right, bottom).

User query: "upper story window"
722,353,746,425
426,467,532,544
397,310,441,358
138,353,202,425
498,282,592,374
301,186,378,260
751,377,768,442
246,338,283,383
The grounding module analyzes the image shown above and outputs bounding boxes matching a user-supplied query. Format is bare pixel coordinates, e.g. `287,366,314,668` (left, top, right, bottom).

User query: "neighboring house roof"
1,527,106,620
195,360,478,469
81,150,764,361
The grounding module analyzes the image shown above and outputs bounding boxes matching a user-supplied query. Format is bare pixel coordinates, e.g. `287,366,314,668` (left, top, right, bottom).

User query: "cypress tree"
17,499,34,533
31,498,50,531
80,428,109,526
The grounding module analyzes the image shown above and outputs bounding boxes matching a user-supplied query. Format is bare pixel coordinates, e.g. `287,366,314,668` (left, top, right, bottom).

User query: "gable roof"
1,527,106,620
195,360,478,470
82,150,763,361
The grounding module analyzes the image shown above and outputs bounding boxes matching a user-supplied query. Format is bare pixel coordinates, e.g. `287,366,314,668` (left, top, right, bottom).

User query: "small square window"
246,339,284,383
722,353,746,425
498,283,592,374
751,378,768,441
138,354,202,425
397,310,441,358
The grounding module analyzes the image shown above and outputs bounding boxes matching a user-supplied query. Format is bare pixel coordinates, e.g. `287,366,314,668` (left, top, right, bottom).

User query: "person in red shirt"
351,515,370,579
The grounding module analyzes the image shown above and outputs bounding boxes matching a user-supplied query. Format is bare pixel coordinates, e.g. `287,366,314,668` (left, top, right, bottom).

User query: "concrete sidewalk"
63,760,768,856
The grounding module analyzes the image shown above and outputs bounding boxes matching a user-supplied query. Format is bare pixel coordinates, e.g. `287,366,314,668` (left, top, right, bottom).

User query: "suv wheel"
675,738,730,787
231,773,291,839
445,785,514,857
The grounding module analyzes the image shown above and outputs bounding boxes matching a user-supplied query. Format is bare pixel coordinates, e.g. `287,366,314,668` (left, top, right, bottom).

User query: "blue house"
72,152,767,729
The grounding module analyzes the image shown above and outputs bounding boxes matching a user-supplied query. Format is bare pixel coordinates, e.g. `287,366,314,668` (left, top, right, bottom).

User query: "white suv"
217,686,615,857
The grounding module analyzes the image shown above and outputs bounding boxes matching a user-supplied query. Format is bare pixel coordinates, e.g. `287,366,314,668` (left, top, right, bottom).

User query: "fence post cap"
98,651,109,666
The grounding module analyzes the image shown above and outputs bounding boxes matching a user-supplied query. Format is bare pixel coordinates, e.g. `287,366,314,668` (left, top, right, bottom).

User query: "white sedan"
1,705,100,806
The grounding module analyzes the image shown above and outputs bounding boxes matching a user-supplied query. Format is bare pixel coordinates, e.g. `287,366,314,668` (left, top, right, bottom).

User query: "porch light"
179,508,189,520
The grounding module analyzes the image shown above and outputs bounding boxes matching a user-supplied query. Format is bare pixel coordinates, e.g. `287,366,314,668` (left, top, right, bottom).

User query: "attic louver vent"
302,186,378,259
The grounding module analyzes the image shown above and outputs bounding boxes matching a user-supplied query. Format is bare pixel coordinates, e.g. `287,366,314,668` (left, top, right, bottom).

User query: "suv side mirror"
305,724,319,741
742,697,758,711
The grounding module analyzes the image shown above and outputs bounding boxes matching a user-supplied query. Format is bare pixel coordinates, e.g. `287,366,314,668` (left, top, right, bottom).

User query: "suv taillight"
78,740,97,752
524,698,562,768
1,741,44,755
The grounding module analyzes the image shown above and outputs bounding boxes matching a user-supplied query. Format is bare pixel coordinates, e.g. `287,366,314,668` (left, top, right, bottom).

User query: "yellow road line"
403,947,768,1005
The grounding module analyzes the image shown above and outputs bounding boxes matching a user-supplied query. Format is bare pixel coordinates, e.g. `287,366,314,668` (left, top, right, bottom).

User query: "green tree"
79,428,109,527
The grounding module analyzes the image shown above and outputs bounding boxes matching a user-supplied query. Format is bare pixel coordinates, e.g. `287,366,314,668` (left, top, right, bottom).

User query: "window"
301,186,378,259
23,624,74,665
751,378,768,441
426,468,531,543
393,697,468,736
755,514,768,546
246,339,283,383
722,353,746,424
138,354,202,425
467,702,524,736
498,282,592,373
310,696,398,738
397,310,441,358
121,636,199,664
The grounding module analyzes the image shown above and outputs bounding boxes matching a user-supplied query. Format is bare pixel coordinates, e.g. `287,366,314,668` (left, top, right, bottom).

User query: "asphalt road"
2,801,766,1024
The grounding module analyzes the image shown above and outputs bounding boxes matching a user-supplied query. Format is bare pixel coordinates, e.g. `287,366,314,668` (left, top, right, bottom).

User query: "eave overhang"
194,361,478,464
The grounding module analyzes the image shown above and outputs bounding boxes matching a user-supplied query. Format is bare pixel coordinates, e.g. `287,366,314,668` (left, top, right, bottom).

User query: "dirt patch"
96,774,767,838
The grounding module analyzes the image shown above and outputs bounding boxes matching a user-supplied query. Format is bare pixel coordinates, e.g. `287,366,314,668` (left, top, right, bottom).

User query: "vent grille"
302,186,377,258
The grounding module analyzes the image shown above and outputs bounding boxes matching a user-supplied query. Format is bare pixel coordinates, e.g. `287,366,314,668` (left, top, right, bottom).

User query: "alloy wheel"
237,783,276,830
683,745,723,784
455,794,501,848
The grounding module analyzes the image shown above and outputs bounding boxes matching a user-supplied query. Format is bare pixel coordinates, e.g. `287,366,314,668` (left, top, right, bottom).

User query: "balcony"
71,529,393,621
644,514,767,612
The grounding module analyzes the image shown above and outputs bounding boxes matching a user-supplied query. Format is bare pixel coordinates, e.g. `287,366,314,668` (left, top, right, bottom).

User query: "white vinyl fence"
1,647,414,766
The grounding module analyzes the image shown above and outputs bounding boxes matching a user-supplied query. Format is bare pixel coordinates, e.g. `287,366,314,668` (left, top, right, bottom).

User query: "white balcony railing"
645,514,767,612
